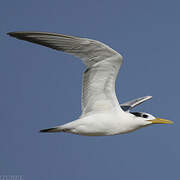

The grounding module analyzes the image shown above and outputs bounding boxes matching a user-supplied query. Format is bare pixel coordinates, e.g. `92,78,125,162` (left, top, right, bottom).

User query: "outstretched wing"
120,96,152,111
8,31,123,115
8,31,120,67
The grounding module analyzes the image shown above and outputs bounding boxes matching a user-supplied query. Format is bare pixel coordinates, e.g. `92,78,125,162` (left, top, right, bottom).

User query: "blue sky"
1,0,180,179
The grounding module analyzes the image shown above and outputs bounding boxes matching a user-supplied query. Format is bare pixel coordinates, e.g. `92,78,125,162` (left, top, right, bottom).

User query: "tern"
8,31,173,136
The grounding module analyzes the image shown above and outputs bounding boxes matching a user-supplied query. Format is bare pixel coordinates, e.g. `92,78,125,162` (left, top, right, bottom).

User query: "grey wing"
8,31,123,115
120,96,152,111
81,58,122,116
7,31,121,67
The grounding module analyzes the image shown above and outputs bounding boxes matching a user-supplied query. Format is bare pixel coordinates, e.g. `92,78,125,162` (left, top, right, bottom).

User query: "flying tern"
8,31,173,136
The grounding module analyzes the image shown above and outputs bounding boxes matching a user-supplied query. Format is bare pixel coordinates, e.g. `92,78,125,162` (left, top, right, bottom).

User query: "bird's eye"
142,114,148,118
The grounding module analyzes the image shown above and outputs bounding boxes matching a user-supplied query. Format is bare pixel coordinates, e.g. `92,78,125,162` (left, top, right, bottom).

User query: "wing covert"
81,57,123,116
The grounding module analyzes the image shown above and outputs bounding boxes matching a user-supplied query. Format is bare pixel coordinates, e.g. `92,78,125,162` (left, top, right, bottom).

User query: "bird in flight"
8,31,173,136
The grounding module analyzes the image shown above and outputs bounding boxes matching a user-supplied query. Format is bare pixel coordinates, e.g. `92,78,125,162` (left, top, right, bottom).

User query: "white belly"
61,112,139,136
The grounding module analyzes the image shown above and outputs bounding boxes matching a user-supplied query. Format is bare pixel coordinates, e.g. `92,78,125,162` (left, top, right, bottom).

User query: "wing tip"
145,95,152,100
7,32,16,37
7,31,27,39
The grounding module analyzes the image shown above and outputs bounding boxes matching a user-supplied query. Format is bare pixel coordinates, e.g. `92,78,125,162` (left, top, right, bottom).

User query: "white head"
130,112,173,127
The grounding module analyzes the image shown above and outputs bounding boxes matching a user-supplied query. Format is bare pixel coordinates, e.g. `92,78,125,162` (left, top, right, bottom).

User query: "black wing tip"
7,31,26,38
7,31,79,39
7,31,37,38
7,32,16,37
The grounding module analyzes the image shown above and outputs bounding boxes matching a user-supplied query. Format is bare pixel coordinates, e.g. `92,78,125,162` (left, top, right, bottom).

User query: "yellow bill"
148,118,173,124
